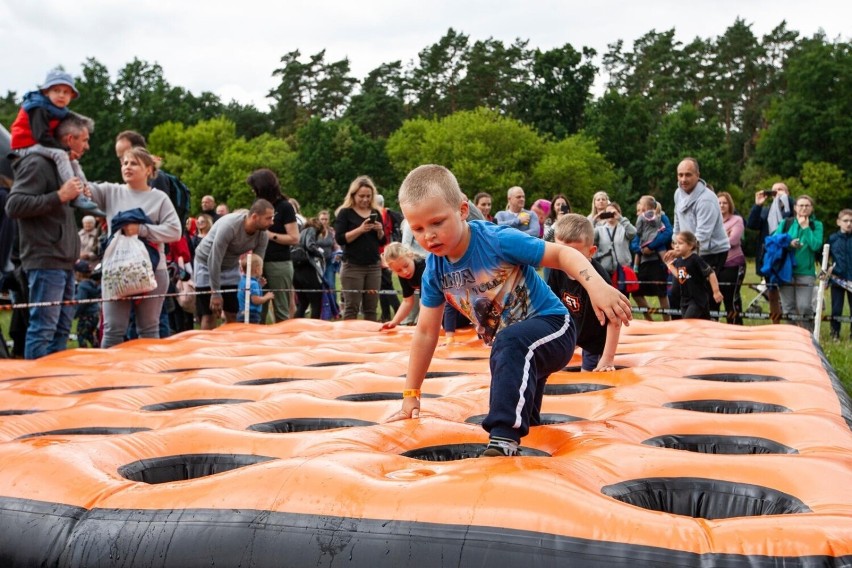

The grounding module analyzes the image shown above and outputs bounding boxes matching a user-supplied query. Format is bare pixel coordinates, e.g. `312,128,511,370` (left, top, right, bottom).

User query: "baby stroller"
744,279,772,316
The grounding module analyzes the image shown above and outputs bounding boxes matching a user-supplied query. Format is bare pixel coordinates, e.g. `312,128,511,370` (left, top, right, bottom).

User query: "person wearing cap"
9,68,104,216
5,112,93,358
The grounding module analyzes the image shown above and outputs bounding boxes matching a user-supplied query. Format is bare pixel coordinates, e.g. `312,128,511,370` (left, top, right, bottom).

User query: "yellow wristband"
402,389,421,399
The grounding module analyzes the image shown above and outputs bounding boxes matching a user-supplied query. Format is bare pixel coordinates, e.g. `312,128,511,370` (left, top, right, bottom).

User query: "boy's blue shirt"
421,221,567,345
238,275,263,316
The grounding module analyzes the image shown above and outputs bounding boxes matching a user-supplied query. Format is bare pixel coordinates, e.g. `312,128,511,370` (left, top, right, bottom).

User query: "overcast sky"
1,0,849,112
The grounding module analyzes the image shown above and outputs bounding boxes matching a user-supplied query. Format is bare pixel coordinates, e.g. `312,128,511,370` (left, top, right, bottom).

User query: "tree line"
1,18,848,227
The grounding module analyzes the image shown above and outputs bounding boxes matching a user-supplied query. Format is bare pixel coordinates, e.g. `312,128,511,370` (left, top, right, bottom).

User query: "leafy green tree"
0,91,17,131
387,108,545,204
207,134,294,211
583,89,654,194
644,104,732,209
345,62,407,139
222,101,275,140
457,37,529,112
73,58,122,181
799,161,849,223
148,118,293,214
513,44,597,139
531,134,620,210
290,117,394,214
602,29,687,118
408,28,470,117
268,49,358,135
755,35,852,177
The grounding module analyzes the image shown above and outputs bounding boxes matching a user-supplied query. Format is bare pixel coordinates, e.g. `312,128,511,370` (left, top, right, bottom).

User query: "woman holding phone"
333,175,385,321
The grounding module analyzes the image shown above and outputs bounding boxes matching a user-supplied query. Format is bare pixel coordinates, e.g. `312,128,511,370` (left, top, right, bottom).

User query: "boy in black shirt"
547,214,621,371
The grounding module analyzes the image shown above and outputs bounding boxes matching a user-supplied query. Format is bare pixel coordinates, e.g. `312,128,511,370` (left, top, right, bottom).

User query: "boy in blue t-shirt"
388,165,632,457
237,253,274,324
547,214,621,372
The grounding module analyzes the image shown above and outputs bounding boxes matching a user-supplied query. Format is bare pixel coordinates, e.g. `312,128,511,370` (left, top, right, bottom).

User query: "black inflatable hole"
142,398,253,411
665,400,791,414
448,356,488,361
700,357,774,362
235,378,308,386
0,409,40,416
642,434,798,455
336,392,441,402
561,365,626,372
248,418,376,433
684,373,784,383
466,413,582,425
68,385,151,394
401,443,550,461
307,361,350,367
545,383,613,395
118,453,277,484
18,427,152,439
602,477,811,519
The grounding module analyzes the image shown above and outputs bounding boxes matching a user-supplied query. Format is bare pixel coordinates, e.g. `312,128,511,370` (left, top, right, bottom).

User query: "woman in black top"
334,175,384,321
246,168,299,322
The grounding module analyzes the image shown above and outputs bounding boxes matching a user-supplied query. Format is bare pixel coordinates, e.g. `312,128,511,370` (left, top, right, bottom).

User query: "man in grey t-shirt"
194,199,274,329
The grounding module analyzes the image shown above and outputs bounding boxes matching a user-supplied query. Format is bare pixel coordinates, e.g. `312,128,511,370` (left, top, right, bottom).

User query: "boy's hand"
380,321,398,331
594,360,617,372
590,285,632,327
386,397,420,422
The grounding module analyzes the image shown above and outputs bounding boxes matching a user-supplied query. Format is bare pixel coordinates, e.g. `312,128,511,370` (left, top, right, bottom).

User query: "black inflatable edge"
0,497,848,568
813,337,852,432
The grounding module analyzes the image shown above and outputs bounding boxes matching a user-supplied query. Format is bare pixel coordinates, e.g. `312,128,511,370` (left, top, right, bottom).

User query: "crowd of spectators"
1,97,848,358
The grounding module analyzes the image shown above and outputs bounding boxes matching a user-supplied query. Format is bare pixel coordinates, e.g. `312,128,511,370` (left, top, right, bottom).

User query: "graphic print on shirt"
441,263,530,346
560,291,581,313
675,265,690,285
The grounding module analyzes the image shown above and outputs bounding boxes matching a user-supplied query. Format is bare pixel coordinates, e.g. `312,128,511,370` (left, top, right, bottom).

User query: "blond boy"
388,165,631,457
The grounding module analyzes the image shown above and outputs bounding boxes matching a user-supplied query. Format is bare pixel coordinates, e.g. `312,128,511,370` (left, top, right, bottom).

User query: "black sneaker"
481,437,520,457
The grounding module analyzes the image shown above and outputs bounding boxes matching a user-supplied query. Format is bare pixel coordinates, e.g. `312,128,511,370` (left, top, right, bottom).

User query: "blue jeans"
25,269,75,359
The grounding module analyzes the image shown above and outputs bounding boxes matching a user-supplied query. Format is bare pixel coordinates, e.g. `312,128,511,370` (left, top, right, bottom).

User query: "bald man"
494,186,539,237
664,157,730,319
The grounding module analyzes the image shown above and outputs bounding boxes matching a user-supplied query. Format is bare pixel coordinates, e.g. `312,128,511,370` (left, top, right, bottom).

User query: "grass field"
2,265,849,393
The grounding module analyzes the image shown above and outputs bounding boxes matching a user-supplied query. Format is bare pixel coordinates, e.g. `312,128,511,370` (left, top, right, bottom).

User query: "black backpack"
152,171,191,233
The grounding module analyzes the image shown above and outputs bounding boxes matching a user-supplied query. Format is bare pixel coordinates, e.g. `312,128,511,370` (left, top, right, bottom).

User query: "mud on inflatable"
0,320,850,567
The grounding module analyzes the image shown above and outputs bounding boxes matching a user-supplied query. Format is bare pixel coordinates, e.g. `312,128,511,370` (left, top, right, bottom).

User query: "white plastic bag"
101,233,157,300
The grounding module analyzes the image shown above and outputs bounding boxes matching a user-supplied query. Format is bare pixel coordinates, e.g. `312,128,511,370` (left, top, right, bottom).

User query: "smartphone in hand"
369,212,379,224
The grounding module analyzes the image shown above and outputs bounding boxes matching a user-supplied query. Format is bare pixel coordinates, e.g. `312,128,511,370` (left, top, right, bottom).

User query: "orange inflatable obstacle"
0,320,851,567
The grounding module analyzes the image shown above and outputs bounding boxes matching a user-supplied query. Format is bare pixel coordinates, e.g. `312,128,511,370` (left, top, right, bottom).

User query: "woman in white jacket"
593,202,637,277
